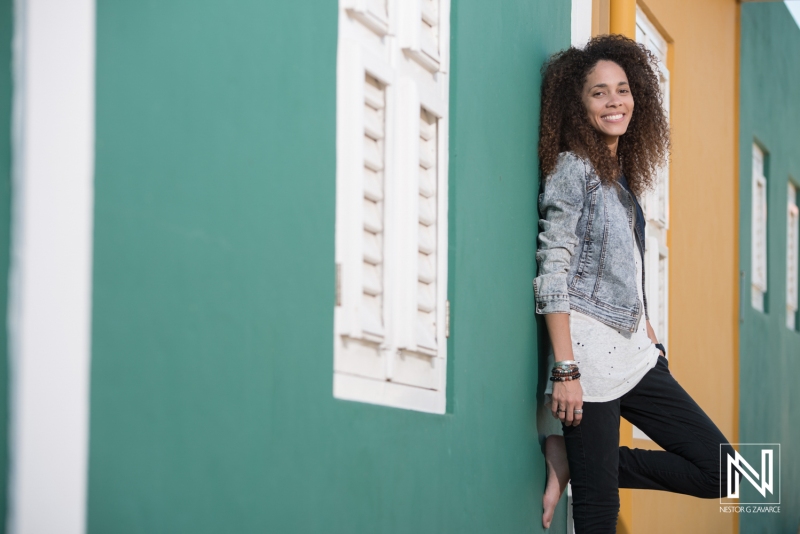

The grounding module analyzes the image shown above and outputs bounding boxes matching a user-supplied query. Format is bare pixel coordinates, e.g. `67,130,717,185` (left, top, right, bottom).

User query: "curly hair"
538,34,670,196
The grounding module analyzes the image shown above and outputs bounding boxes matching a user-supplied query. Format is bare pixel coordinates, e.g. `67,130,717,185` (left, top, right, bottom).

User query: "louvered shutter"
416,108,438,352
361,72,387,339
399,0,445,73
787,183,798,329
752,144,767,311
334,16,394,380
389,82,447,390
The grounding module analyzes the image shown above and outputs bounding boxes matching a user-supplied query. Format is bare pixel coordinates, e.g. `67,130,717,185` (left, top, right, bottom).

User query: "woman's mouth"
602,113,625,123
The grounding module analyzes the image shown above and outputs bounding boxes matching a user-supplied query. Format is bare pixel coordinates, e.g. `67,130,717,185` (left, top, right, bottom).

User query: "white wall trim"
7,0,95,533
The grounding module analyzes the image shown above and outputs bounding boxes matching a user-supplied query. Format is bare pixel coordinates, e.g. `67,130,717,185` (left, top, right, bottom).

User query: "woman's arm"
533,153,587,314
545,313,574,362
535,153,587,426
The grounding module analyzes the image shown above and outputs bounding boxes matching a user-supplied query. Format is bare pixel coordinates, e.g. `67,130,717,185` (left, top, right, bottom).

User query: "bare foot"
542,435,570,529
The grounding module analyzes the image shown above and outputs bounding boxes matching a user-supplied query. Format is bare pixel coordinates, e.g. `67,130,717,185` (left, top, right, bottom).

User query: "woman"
534,35,736,532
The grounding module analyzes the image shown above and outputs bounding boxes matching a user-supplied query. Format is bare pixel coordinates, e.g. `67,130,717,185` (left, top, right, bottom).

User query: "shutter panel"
752,145,767,311
334,40,366,342
361,73,387,339
787,184,798,329
399,0,442,72
657,249,668,341
388,90,446,390
655,66,670,228
334,17,394,381
416,108,438,353
420,0,440,63
636,7,670,230
645,236,660,335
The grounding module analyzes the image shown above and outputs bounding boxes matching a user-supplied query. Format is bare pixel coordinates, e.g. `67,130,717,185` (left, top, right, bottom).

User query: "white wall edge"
6,0,95,533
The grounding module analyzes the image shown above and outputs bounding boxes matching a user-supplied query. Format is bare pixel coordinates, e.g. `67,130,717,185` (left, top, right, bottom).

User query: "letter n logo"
721,443,780,505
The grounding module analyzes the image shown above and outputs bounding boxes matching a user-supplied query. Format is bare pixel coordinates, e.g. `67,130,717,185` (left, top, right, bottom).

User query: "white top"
545,213,660,404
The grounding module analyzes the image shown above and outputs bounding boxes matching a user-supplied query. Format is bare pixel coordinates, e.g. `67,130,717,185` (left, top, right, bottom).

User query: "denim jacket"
533,151,649,332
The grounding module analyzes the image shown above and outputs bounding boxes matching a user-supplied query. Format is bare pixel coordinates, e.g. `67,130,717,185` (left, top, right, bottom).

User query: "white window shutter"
787,183,798,329
335,40,367,342
361,72,388,340
335,43,394,342
388,83,444,391
752,144,767,311
657,247,668,341
416,107,439,353
636,6,670,230
334,12,395,381
399,0,442,72
391,78,421,356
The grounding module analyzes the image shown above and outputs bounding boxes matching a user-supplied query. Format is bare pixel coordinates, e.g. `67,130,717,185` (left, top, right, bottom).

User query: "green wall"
0,1,10,531
88,1,568,532
740,4,800,532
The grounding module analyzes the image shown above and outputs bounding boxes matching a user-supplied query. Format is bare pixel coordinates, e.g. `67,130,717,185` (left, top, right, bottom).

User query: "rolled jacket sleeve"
533,153,587,314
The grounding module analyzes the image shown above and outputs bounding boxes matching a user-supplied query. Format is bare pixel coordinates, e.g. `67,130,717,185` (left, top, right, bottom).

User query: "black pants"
562,355,736,533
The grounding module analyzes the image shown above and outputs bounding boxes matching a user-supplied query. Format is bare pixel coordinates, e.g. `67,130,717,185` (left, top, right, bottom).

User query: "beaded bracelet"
550,373,581,382
552,364,579,372
551,369,579,376
552,364,579,370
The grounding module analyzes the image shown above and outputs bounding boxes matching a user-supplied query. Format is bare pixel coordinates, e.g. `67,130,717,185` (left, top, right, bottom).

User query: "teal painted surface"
740,4,800,532
0,1,10,531
88,1,569,532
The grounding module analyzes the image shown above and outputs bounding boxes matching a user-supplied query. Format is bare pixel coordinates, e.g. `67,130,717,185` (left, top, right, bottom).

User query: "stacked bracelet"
550,360,580,382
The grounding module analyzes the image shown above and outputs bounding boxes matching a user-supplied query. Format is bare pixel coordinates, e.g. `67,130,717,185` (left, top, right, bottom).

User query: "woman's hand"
551,380,583,426
544,313,584,426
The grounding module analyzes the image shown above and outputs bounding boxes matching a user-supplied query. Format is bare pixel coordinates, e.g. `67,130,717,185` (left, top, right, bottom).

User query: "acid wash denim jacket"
533,151,649,333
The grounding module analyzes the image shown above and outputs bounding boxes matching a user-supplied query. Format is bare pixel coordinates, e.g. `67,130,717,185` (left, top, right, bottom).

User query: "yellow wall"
607,1,740,532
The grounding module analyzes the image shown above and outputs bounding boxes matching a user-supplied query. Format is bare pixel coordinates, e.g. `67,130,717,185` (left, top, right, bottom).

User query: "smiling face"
581,60,634,154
